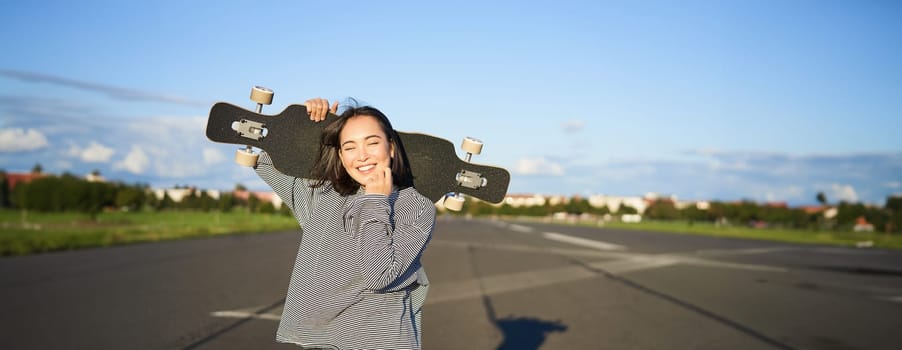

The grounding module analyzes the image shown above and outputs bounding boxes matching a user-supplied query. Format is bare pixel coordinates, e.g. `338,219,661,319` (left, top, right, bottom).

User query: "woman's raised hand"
304,98,339,122
365,164,393,196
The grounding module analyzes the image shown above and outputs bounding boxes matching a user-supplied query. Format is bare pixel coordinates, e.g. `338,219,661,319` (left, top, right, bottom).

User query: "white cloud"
139,145,208,179
562,119,585,133
515,157,565,176
54,160,73,170
689,148,723,157
113,145,149,174
762,185,805,203
203,147,226,165
885,181,901,189
0,128,49,152
68,141,115,162
829,183,858,203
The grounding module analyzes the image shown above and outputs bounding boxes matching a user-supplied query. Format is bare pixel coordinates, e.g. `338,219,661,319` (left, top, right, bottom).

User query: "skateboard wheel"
235,148,259,167
461,137,483,155
443,195,465,211
250,86,274,105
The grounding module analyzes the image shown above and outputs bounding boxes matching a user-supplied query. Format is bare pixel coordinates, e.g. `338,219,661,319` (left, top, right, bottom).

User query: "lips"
357,164,376,173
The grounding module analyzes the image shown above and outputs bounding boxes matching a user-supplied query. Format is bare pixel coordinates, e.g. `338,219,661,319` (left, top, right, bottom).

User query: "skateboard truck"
234,86,274,166
443,137,486,211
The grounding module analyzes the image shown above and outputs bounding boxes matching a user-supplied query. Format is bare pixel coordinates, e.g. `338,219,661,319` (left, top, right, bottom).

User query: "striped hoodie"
255,152,435,349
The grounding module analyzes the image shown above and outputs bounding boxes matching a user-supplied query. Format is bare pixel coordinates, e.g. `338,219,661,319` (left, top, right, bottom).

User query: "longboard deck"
206,102,510,204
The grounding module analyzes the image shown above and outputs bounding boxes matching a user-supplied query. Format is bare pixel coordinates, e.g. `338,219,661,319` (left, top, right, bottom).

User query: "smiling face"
338,115,394,187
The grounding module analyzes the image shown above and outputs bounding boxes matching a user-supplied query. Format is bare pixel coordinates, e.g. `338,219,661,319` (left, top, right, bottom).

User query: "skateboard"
205,86,511,210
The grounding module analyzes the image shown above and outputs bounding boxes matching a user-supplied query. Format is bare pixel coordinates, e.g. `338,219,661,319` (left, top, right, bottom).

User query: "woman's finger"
305,98,331,121
383,166,392,190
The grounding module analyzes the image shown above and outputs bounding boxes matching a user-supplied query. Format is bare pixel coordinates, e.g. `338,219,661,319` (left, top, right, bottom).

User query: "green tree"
887,196,902,233
259,202,276,214
887,196,902,212
522,204,547,217
10,173,115,219
217,193,235,212
588,204,610,216
144,190,160,210
617,204,638,215
681,205,708,223
115,186,145,211
247,194,261,213
157,193,175,211
280,202,293,216
565,196,592,215
198,192,217,212
0,170,9,208
182,191,198,210
645,200,679,220
835,201,866,229
463,198,495,216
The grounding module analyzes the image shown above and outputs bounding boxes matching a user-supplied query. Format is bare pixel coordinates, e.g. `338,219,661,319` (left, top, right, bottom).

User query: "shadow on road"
467,244,569,350
494,315,568,350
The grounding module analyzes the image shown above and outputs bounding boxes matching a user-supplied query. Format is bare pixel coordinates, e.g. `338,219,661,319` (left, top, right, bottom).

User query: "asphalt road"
2,216,901,349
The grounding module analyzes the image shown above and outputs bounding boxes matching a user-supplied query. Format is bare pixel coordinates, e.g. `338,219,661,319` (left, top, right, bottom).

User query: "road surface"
2,216,901,349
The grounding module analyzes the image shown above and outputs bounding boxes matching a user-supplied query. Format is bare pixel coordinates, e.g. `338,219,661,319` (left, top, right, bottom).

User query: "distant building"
153,188,195,202
853,216,875,232
152,187,234,204
498,193,670,214
546,195,569,206
800,205,825,215
801,206,837,219
503,194,546,207
232,189,283,209
205,190,221,200
4,172,47,191
587,194,648,214
85,173,105,183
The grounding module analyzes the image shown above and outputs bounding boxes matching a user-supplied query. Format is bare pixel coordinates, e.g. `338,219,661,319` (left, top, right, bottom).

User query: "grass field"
522,216,902,250
4,210,900,257
0,209,299,256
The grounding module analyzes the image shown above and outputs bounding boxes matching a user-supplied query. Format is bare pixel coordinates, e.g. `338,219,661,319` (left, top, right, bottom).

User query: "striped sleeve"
253,151,319,226
353,191,435,291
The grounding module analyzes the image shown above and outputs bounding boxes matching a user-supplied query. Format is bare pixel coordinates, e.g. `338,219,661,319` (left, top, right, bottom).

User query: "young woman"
254,98,436,350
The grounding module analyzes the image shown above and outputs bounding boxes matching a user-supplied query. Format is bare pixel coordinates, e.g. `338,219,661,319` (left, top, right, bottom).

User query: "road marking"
678,256,788,272
812,247,885,255
426,265,598,305
210,305,282,321
507,224,535,233
431,240,634,259
426,254,784,305
542,231,626,251
586,256,679,274
211,310,282,321
882,296,902,303
695,247,796,256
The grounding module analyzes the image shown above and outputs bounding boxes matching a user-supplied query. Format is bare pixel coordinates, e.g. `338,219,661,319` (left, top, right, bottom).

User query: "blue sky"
1,0,900,205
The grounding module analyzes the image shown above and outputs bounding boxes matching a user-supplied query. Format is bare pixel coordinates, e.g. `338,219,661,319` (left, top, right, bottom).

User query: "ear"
390,141,395,159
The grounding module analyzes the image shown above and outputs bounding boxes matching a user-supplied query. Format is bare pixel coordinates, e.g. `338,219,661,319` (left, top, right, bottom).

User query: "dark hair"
310,103,413,196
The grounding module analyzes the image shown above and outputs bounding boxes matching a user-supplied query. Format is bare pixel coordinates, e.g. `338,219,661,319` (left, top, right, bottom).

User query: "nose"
357,146,369,161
